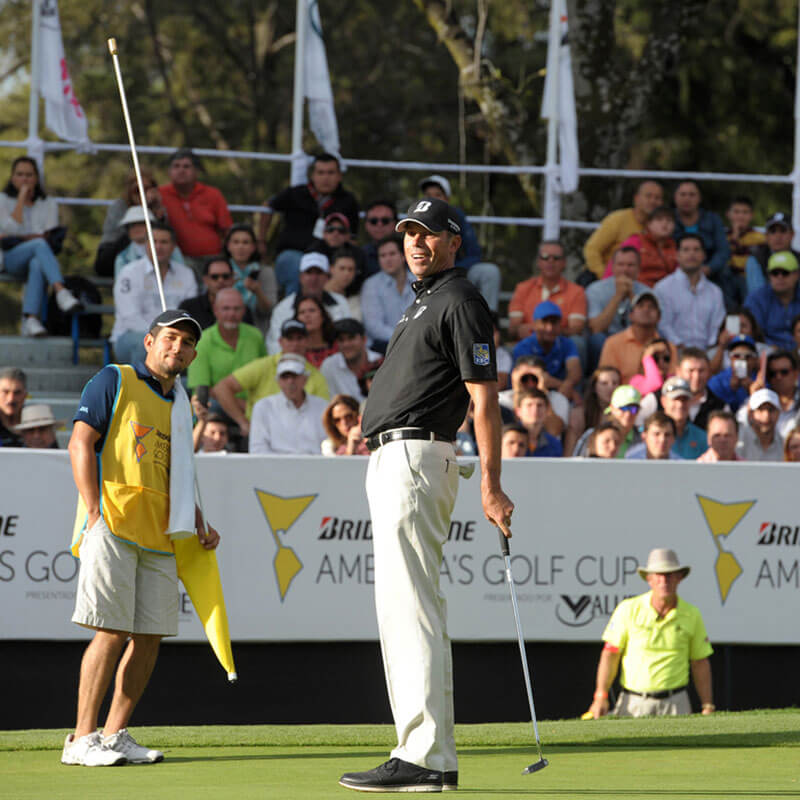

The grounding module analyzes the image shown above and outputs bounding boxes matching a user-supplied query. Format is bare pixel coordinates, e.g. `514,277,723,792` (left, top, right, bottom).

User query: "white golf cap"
118,205,156,228
276,353,307,377
299,251,330,274
749,388,780,411
419,174,452,198
15,403,62,431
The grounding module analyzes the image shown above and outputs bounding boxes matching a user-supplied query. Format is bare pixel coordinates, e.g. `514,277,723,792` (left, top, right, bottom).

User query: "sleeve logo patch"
472,343,490,366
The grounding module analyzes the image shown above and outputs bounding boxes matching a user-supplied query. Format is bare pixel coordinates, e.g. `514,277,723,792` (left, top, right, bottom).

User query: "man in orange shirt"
508,241,587,341
598,291,677,383
583,181,664,279
159,149,233,265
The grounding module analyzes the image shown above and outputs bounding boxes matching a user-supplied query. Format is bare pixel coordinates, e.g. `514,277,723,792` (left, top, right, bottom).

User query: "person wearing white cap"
419,175,502,311
736,388,784,461
15,403,61,448
586,548,714,719
265,251,351,354
248,353,327,454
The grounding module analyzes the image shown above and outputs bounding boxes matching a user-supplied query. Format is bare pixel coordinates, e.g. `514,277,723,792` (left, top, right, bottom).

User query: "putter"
498,530,548,774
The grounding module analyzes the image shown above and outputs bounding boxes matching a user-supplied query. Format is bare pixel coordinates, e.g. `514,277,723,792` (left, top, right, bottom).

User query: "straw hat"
636,548,690,580
14,403,62,431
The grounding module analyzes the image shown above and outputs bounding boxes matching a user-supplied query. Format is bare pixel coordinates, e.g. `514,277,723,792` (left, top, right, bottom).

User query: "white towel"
167,380,196,540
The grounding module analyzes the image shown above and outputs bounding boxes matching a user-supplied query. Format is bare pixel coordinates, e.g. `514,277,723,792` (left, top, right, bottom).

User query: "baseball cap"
299,251,330,274
726,334,756,353
749,388,780,411
14,403,61,431
334,318,365,337
532,300,562,321
767,251,799,273
631,290,661,312
608,385,641,410
280,319,308,338
419,174,452,198
325,212,350,230
149,309,202,342
119,206,155,228
396,198,461,235
276,353,307,377
662,377,692,399
765,212,793,231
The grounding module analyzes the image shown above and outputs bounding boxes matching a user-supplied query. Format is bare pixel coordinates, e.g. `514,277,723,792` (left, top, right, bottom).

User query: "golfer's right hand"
589,697,609,719
483,486,514,539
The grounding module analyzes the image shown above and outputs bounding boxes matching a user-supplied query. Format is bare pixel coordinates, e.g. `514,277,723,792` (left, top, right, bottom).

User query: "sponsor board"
0,452,797,643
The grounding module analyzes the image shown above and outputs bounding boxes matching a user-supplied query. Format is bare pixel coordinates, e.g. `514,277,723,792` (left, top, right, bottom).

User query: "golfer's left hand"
197,519,220,550
483,486,514,539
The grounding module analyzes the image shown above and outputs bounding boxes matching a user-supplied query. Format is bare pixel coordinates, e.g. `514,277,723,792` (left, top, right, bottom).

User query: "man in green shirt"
211,319,329,437
587,548,714,718
187,288,266,393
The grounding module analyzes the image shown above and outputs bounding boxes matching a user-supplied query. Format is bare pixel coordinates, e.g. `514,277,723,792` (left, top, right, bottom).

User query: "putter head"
522,758,549,774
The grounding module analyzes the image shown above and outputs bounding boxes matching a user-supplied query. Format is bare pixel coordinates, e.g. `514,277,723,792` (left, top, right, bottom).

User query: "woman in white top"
0,157,81,336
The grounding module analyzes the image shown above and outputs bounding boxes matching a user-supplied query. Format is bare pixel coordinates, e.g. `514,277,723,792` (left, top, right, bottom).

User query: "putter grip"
108,38,118,55
498,528,510,557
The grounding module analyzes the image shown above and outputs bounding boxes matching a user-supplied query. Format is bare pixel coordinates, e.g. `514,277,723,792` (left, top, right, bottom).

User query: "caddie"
587,548,715,718
62,310,220,767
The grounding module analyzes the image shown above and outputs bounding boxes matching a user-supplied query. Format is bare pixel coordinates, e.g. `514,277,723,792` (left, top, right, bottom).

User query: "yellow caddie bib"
71,364,174,556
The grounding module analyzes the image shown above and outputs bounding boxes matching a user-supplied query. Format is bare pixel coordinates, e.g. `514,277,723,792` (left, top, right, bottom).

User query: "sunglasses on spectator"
617,404,640,414
367,216,394,225
325,225,347,234
519,374,539,385
768,368,793,378
208,272,232,280
770,269,792,278
651,352,671,363
538,254,564,261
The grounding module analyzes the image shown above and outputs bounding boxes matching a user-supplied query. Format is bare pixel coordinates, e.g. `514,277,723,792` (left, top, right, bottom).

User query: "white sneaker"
21,316,47,337
55,287,82,312
61,732,127,766
103,728,164,764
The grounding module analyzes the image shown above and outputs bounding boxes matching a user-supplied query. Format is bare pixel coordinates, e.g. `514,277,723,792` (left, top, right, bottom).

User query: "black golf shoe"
339,758,444,792
442,771,458,791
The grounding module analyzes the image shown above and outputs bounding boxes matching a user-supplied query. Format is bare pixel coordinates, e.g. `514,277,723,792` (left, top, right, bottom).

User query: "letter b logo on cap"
414,200,432,213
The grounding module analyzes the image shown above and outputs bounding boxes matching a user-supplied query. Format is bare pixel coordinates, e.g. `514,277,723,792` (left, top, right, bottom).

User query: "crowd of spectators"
4,152,800,464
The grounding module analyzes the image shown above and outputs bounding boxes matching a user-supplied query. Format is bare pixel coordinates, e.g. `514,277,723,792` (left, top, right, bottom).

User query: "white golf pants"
366,438,460,773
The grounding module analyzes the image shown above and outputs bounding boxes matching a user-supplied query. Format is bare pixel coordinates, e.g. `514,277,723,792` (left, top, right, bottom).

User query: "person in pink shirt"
159,149,233,263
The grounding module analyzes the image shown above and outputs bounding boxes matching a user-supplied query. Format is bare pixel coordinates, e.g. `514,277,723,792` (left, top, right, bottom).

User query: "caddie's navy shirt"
361,267,496,441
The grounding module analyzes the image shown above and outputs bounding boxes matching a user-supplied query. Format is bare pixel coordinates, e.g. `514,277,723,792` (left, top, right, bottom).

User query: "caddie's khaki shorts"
72,516,178,636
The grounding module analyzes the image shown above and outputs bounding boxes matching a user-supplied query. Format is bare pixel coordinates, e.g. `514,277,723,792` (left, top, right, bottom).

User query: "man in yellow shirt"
583,181,664,278
587,548,714,718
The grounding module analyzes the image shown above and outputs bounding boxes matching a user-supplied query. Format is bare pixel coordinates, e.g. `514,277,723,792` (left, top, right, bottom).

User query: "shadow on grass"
163,749,389,764
452,792,800,797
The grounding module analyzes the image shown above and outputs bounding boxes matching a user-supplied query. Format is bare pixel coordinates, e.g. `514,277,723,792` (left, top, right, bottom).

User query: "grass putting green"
1,710,799,799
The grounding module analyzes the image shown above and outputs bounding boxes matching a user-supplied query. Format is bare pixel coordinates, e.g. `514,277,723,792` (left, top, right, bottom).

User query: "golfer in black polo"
339,198,514,793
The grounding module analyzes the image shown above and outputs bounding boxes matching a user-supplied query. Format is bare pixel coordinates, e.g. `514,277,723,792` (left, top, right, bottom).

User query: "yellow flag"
174,536,237,682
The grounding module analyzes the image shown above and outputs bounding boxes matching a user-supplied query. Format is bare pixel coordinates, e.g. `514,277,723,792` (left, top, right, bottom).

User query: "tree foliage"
0,0,796,282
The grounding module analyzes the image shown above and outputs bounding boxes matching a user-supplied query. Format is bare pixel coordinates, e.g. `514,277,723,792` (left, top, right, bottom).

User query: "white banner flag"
291,0,341,185
37,0,89,144
541,0,579,194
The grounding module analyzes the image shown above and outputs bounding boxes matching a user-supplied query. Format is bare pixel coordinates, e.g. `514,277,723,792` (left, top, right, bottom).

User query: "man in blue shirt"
513,388,563,457
744,251,800,349
707,335,760,413
511,300,582,403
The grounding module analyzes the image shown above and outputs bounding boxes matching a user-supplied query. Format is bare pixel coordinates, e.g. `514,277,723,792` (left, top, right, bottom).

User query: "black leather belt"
622,685,688,700
365,428,453,452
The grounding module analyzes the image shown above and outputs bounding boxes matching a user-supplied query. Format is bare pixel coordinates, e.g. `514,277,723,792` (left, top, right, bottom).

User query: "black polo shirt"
361,267,496,441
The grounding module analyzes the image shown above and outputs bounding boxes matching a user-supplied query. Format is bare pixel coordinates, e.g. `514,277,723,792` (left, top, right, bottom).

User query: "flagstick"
107,38,237,684
107,38,165,311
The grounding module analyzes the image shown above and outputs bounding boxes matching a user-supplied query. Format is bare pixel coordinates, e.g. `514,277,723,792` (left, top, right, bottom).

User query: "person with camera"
706,334,762,414
0,156,81,337
223,224,276,329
